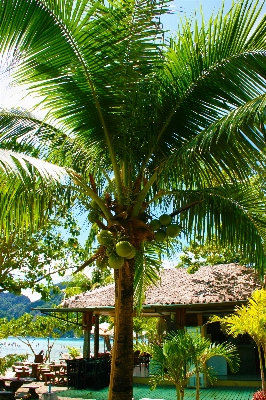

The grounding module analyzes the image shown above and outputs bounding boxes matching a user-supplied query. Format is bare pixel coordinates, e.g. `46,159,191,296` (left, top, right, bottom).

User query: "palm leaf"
0,149,68,237
153,0,266,181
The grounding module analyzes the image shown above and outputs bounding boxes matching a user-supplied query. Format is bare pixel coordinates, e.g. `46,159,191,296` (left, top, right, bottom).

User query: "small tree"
0,354,28,376
190,334,240,400
176,237,247,273
209,289,266,393
149,331,194,400
136,330,239,400
0,314,70,362
0,210,85,300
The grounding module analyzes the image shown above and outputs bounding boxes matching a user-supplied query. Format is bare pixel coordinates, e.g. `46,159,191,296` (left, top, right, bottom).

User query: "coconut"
106,245,114,257
159,214,172,226
166,224,181,237
154,229,167,242
88,210,99,223
108,253,124,269
96,230,113,245
96,257,108,269
149,219,161,231
116,241,134,258
125,246,136,259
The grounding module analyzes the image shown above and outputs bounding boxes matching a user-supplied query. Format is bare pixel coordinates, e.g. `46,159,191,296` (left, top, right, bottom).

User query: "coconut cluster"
96,230,136,270
150,214,181,242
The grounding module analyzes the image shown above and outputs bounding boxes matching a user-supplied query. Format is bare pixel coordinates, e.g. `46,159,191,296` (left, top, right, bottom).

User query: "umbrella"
91,322,114,336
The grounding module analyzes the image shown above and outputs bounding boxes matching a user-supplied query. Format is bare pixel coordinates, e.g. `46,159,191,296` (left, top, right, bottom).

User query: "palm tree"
149,330,194,400
190,334,240,400
210,289,266,393
0,1,266,399
146,330,240,400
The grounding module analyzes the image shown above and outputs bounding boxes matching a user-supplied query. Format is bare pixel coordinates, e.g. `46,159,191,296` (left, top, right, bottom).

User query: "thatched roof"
61,264,261,313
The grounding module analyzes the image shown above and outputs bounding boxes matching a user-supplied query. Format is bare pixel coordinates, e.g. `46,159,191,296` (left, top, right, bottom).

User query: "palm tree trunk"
258,345,266,392
175,384,180,400
109,260,134,400
195,365,200,400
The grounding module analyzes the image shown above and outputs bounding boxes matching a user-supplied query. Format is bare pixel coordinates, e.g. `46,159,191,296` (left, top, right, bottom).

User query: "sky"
1,0,265,299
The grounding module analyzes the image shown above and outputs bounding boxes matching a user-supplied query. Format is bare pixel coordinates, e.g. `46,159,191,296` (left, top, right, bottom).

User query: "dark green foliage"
0,289,64,320
0,293,31,319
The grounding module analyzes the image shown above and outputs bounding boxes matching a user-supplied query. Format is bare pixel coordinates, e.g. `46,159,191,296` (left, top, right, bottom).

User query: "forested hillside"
0,291,63,320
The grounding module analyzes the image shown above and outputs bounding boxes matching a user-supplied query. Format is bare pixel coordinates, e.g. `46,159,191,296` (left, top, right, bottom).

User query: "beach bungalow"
37,264,262,377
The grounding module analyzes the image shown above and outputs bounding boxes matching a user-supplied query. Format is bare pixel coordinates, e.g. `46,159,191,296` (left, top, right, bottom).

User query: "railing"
66,356,111,390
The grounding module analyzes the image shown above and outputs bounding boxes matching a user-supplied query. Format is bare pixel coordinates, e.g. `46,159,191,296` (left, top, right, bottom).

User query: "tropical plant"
253,391,266,400
0,354,28,376
66,346,81,359
149,330,194,400
209,289,266,392
0,1,266,399
137,330,239,400
189,334,240,400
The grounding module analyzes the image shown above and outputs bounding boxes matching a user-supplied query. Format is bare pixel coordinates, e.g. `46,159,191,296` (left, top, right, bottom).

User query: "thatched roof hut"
60,264,261,319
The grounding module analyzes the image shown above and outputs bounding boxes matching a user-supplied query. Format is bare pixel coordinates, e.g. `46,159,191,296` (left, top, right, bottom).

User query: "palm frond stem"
132,169,158,216
35,0,124,202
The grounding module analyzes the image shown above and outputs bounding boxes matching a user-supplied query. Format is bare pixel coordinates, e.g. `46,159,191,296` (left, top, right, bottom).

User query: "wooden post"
197,313,203,328
83,329,90,358
82,312,93,358
176,308,186,329
94,314,100,357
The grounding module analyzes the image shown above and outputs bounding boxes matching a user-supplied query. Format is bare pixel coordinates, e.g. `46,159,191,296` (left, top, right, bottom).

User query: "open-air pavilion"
36,263,262,378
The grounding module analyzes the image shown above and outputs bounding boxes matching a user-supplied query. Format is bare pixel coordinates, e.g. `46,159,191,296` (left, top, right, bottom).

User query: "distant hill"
0,293,32,319
0,290,64,320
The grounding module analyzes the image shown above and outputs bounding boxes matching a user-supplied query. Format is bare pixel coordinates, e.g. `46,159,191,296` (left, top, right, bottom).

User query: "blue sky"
165,0,266,34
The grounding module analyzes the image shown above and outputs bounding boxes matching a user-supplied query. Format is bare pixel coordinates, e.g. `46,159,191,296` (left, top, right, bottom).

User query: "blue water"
0,336,109,362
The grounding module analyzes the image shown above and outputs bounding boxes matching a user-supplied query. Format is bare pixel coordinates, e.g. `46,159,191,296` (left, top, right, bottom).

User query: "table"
0,390,14,400
43,373,55,386
50,364,67,385
23,385,39,399
22,363,41,380
2,378,33,393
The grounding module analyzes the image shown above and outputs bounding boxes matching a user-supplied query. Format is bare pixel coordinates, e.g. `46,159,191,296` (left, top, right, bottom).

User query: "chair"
134,351,142,371
66,359,83,389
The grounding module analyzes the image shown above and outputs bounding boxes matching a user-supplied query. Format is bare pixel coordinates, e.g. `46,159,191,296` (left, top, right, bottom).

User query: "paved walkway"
10,377,260,400
51,384,258,400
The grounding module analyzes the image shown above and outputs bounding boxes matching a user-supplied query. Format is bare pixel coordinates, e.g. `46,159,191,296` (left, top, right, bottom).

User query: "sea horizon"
0,336,110,362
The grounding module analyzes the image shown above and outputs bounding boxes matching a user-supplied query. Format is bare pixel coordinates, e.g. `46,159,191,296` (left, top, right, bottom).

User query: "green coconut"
159,214,172,226
154,229,167,242
88,210,99,223
96,230,113,245
149,219,161,231
96,257,108,270
116,241,134,258
125,246,136,259
106,245,115,257
108,253,124,269
166,224,181,237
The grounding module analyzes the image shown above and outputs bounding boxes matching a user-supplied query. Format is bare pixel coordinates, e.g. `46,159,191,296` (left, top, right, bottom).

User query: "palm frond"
0,149,68,237
134,243,163,312
153,0,266,180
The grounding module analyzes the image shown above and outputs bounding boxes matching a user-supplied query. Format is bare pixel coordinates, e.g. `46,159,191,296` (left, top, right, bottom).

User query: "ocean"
0,336,109,363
